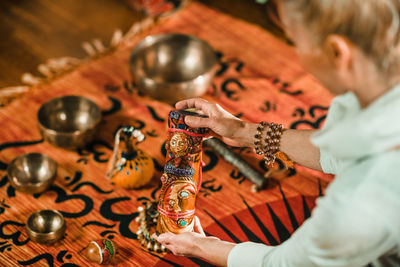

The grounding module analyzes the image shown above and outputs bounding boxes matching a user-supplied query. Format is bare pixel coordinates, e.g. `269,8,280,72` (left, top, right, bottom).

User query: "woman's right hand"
175,98,257,147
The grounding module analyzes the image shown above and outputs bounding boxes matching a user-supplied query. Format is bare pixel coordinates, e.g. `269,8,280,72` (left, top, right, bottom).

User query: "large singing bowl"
38,95,101,149
130,34,217,104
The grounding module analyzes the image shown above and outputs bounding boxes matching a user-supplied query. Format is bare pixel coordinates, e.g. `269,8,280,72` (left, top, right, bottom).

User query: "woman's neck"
352,71,397,109
349,51,400,108
354,87,386,108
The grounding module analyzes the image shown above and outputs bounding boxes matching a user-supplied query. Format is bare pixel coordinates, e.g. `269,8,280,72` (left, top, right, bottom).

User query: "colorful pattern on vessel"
106,126,155,189
156,110,206,234
93,239,116,264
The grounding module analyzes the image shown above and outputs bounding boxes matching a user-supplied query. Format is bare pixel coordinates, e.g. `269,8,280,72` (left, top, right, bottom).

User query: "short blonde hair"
282,0,400,72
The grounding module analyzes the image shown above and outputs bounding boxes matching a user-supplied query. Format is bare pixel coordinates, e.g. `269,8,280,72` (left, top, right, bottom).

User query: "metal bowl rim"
130,33,218,84
7,153,58,186
26,223,66,238
132,70,217,88
26,209,66,236
37,95,102,135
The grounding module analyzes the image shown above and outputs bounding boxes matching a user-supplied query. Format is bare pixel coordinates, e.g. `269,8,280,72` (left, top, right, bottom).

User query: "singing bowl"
7,153,57,194
130,34,217,104
26,209,66,244
37,95,101,149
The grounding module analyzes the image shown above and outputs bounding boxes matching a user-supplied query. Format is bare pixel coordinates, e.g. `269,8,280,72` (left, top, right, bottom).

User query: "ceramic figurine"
82,239,117,265
106,126,155,189
156,110,206,234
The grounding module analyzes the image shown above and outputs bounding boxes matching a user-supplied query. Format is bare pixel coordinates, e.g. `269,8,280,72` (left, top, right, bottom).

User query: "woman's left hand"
153,231,205,257
153,216,235,266
152,216,215,257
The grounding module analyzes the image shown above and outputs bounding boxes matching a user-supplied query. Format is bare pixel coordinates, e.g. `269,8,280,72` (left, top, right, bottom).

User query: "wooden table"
0,0,283,88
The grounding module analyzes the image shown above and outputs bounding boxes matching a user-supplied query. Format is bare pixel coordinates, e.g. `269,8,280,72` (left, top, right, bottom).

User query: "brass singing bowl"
26,209,66,244
7,153,57,194
38,95,101,149
130,34,217,104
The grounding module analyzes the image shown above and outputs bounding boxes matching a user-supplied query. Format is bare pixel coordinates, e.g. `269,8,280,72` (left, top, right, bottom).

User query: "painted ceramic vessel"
156,110,206,234
83,239,117,265
106,126,154,189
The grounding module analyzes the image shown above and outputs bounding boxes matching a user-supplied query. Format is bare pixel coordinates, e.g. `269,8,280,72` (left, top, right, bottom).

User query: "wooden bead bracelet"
254,122,284,165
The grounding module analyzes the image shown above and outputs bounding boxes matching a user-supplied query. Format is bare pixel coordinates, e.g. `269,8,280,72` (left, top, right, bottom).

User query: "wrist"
195,236,236,266
193,235,211,258
246,123,259,147
234,122,258,147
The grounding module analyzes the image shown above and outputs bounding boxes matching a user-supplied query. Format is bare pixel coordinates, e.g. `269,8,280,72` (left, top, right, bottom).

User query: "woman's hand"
154,232,206,257
152,216,208,257
153,216,235,266
175,98,257,147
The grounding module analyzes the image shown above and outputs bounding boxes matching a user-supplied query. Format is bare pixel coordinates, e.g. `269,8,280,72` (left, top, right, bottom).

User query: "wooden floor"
0,0,283,88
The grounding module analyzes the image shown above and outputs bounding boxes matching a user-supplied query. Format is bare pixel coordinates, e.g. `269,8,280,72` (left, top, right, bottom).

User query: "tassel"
21,73,42,85
0,86,30,107
82,41,97,57
110,29,123,47
37,64,53,77
92,39,106,53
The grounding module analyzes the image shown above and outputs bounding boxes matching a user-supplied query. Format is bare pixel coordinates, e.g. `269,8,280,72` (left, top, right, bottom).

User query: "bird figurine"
106,126,155,189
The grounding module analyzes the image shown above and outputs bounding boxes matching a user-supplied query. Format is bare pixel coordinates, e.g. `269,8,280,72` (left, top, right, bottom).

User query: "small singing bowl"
37,95,101,149
7,153,57,194
26,209,66,244
130,34,218,104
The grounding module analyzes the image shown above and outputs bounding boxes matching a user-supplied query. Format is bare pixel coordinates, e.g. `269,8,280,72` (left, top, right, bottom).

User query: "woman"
154,0,400,266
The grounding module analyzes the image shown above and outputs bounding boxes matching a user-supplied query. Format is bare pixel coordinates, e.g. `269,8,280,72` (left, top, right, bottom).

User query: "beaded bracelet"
254,121,268,155
254,121,284,165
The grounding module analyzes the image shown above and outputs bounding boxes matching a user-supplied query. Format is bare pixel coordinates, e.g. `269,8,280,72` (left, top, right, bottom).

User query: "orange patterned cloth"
0,3,333,266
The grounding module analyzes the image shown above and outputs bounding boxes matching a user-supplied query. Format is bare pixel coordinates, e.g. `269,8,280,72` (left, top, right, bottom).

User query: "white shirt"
228,86,400,267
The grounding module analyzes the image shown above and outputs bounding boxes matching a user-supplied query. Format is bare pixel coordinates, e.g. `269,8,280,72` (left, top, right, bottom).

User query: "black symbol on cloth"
34,185,93,218
221,78,246,101
77,140,113,163
83,221,118,240
215,51,244,76
17,250,79,267
146,105,165,123
270,78,303,96
100,197,139,239
200,178,222,197
0,220,29,249
102,96,122,117
290,105,329,129
260,101,277,112
0,199,10,215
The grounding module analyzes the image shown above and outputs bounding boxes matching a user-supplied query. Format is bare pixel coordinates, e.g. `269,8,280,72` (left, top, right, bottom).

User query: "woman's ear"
325,34,353,72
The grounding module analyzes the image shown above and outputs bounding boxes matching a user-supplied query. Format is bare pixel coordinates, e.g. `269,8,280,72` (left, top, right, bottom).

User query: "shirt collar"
311,84,400,160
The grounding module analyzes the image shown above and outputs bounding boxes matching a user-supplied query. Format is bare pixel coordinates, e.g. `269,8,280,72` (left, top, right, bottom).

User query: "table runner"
0,2,334,266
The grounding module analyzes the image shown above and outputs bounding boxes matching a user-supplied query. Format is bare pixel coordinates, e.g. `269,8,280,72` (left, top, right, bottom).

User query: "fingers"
175,98,208,110
153,233,175,245
194,216,205,237
175,98,217,116
152,233,176,254
151,233,159,243
184,115,213,128
152,233,188,257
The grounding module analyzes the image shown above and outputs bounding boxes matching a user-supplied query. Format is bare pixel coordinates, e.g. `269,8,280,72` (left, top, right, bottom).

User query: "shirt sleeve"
227,193,396,267
319,148,342,174
312,92,360,174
